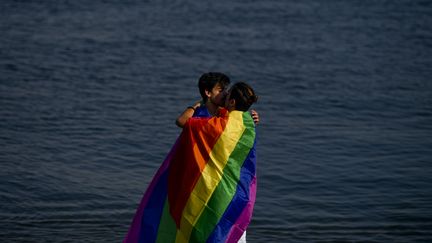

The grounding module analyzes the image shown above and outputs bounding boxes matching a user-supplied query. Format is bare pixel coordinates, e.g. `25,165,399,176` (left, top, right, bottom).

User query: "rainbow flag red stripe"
124,110,257,243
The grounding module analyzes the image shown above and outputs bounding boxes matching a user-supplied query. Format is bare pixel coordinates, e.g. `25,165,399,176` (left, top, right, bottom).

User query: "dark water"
1,0,432,242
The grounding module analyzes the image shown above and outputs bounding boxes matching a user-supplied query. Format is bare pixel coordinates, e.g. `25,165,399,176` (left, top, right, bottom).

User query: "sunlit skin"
206,83,226,115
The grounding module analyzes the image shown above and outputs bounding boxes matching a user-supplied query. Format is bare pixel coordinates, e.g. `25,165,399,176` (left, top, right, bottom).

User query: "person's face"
207,83,226,106
224,88,235,110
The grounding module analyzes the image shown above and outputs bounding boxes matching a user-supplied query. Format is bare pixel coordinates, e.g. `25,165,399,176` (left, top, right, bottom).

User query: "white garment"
237,231,246,243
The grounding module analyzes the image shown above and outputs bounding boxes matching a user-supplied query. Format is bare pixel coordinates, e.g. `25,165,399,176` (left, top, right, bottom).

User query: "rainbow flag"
124,109,257,243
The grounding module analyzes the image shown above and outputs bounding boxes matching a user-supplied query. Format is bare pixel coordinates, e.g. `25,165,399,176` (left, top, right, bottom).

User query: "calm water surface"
1,0,432,242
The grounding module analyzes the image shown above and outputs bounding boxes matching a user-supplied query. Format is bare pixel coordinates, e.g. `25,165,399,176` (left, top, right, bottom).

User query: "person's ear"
205,89,211,99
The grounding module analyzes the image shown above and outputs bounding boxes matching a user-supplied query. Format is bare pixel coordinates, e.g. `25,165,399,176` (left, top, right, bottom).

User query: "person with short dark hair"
198,72,230,104
176,72,259,127
123,80,259,243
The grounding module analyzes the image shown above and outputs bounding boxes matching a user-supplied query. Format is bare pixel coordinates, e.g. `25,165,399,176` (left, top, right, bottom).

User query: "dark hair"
229,82,258,111
198,72,230,102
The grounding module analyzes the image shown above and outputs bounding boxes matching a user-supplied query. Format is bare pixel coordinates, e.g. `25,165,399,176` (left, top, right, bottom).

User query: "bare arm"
175,101,201,128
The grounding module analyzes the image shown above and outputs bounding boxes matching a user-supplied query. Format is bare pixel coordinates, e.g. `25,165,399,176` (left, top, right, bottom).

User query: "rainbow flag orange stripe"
123,110,257,243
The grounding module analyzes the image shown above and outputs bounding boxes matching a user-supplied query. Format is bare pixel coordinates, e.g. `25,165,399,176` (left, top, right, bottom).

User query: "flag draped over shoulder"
124,110,257,243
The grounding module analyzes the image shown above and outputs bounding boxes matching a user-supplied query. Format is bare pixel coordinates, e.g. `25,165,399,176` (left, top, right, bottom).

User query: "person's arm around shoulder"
175,101,201,128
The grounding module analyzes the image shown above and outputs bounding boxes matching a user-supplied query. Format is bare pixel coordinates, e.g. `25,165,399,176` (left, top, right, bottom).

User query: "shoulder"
184,116,211,130
193,105,211,118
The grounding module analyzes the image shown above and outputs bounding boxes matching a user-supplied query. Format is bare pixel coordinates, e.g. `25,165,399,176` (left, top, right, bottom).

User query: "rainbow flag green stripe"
189,111,255,242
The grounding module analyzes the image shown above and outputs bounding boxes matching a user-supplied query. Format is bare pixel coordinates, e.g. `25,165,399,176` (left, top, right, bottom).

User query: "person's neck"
205,100,220,116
